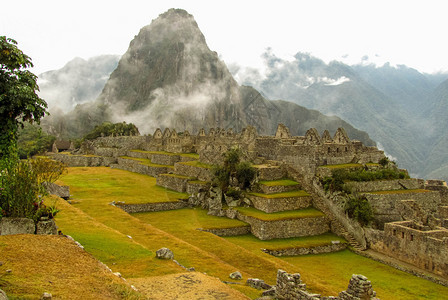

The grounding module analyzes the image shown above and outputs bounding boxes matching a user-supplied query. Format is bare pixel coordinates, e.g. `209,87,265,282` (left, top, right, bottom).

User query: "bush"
236,161,256,189
0,158,60,221
345,194,373,226
213,148,257,194
0,159,40,219
17,123,56,159
83,121,139,140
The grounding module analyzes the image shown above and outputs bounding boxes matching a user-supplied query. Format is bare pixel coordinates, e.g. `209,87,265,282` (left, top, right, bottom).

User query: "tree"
0,36,48,159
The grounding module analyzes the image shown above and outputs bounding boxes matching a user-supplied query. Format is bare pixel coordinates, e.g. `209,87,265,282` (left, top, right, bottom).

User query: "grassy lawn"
279,250,448,299
52,167,448,299
235,207,325,220
57,167,188,204
368,189,431,195
119,156,174,168
224,233,346,252
248,190,310,198
259,179,300,186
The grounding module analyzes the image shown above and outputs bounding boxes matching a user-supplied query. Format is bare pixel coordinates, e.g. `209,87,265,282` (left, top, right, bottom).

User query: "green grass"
224,233,346,252
258,179,300,186
248,190,310,198
57,167,188,204
135,207,247,230
54,167,448,300
120,156,174,168
320,163,363,169
279,250,448,299
178,160,213,169
235,207,325,221
368,189,431,195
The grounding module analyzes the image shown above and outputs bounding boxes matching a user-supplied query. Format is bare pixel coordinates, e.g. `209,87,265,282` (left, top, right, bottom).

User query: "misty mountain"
43,8,374,146
423,79,448,180
38,55,120,113
233,51,448,180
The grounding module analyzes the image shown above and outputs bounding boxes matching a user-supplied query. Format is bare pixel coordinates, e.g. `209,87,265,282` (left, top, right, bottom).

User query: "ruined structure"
51,124,448,283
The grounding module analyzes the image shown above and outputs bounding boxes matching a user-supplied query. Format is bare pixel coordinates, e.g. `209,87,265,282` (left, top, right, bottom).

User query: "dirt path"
129,272,250,300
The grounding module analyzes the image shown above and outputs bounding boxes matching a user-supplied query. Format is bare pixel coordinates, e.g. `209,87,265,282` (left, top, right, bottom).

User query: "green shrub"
0,158,60,221
236,161,256,189
0,159,40,219
345,194,373,226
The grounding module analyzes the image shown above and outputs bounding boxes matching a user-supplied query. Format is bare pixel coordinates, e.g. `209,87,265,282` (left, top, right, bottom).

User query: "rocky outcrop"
156,247,174,259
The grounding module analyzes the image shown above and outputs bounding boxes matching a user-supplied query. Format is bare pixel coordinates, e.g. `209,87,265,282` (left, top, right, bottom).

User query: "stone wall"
156,174,192,193
52,153,117,167
151,153,182,165
174,163,214,182
197,226,251,237
262,242,347,256
272,270,379,300
257,183,301,194
347,178,425,192
364,190,442,229
0,218,57,235
115,201,188,213
366,221,448,278
248,195,312,213
114,157,171,177
236,212,330,240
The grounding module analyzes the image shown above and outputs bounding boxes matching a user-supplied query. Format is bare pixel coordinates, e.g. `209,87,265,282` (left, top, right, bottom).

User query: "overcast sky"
2,0,447,75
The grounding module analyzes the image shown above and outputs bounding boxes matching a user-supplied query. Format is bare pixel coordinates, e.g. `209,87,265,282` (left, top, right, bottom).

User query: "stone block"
36,219,58,235
0,218,35,235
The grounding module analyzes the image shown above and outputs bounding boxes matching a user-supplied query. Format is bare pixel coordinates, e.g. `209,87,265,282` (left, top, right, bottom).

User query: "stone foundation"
257,183,301,194
197,226,251,237
236,213,330,240
156,174,193,193
248,195,312,213
262,242,347,256
116,201,188,213
114,157,172,177
174,162,214,182
0,218,57,235
347,178,425,192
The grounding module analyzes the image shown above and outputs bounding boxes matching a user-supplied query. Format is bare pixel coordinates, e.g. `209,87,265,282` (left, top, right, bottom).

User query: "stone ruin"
50,123,448,283
260,269,378,300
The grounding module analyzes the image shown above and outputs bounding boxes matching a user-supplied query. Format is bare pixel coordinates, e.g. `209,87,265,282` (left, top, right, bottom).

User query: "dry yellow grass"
129,272,249,300
0,235,139,299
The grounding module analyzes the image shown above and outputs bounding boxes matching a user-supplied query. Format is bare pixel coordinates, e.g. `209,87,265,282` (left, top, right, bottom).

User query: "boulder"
0,218,35,235
207,186,223,216
41,292,52,299
246,278,272,290
0,289,8,300
36,219,58,235
43,182,70,199
229,271,242,280
156,247,174,259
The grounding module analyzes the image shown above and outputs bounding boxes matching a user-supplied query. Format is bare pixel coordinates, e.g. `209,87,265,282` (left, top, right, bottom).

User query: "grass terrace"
57,167,188,204
258,179,300,186
49,167,448,299
235,207,325,221
248,190,310,198
224,233,346,253
119,156,174,168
